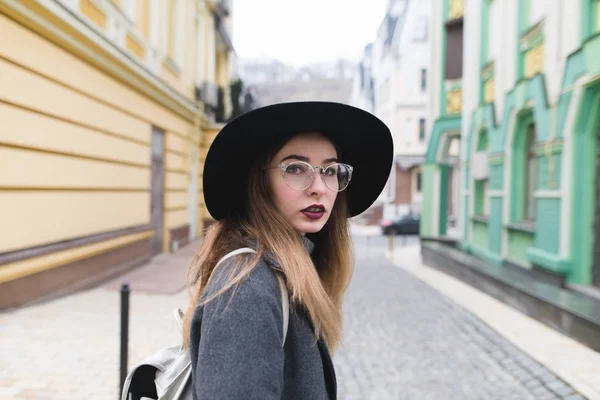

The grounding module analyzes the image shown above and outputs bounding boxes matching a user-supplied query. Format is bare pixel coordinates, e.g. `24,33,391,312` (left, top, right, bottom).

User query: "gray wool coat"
189,238,337,400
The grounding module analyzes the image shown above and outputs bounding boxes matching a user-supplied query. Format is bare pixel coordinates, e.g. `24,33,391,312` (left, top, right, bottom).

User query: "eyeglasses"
269,160,353,192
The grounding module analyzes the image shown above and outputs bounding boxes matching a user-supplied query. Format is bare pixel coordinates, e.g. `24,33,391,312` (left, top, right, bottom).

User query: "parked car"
380,214,420,235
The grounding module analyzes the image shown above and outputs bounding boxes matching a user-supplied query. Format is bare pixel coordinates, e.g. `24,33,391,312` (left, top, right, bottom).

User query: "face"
269,133,339,234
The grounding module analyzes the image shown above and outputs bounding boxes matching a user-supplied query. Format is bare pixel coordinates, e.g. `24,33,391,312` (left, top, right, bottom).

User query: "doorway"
441,134,461,238
188,148,198,242
150,126,165,256
594,123,600,287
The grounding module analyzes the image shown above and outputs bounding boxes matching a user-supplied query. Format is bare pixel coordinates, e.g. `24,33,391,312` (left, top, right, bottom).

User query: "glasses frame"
268,160,353,192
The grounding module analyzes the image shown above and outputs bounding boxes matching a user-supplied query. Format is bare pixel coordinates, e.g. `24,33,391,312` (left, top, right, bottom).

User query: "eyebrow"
280,154,338,164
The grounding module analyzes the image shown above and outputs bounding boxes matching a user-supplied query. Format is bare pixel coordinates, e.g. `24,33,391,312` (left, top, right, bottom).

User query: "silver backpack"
121,248,290,400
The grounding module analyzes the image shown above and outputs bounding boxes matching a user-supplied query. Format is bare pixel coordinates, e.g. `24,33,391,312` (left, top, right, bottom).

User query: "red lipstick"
301,204,325,220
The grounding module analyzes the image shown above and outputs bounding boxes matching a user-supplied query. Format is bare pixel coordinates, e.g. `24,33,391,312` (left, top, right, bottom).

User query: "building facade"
385,0,434,217
350,43,375,114
423,0,600,288
0,0,235,309
356,0,449,222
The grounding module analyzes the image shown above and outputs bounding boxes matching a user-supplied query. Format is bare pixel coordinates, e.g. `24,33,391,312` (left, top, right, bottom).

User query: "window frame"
164,0,185,66
444,18,464,80
474,129,490,217
523,123,538,222
419,118,426,142
510,113,538,224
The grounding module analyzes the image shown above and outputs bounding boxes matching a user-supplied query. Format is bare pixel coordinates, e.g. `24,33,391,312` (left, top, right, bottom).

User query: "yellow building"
0,0,235,309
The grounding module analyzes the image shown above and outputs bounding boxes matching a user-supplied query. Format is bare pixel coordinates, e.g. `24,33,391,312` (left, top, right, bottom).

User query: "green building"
421,0,600,348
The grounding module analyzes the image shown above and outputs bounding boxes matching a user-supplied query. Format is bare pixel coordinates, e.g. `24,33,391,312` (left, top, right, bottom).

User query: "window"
359,64,366,88
524,123,537,221
477,129,489,152
483,180,490,215
195,11,205,82
165,0,184,65
413,16,428,42
167,1,176,58
596,0,600,34
420,68,427,92
474,180,490,216
474,130,489,217
124,0,136,22
416,172,422,192
379,79,391,103
137,0,150,39
445,20,464,80
419,118,426,142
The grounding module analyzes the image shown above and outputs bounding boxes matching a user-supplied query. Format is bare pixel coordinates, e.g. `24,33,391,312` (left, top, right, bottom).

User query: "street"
3,1,600,399
0,230,591,400
336,234,584,400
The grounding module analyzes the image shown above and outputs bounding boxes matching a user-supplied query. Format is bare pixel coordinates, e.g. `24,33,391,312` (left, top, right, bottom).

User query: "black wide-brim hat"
203,101,393,220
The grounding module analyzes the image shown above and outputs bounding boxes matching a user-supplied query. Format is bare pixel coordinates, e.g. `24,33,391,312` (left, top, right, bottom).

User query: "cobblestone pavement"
0,288,189,400
0,229,590,399
334,234,587,400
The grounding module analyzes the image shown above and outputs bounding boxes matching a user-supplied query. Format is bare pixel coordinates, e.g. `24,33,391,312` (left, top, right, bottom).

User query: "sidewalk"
349,221,381,236
0,240,200,400
388,245,600,400
103,238,201,295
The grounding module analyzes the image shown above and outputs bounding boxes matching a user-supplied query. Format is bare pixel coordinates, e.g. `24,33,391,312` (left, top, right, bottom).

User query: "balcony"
207,0,230,17
195,82,218,109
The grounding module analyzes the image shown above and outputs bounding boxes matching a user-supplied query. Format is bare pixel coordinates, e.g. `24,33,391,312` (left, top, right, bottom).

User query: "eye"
285,162,309,174
324,164,338,176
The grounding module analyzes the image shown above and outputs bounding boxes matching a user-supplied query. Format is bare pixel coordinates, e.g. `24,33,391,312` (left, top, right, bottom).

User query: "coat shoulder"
192,254,283,323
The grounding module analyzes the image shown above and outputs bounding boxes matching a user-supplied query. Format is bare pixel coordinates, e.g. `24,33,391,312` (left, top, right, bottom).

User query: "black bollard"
120,282,130,397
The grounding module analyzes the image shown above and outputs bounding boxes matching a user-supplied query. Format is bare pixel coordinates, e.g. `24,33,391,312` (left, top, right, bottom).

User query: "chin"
294,220,327,234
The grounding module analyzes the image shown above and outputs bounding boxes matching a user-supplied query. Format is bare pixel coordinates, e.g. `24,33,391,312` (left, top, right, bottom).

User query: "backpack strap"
215,247,290,346
215,247,257,268
276,273,289,346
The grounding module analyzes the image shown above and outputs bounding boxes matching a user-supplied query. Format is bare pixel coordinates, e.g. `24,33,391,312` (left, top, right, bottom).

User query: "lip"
302,204,325,212
301,210,324,220
301,204,326,220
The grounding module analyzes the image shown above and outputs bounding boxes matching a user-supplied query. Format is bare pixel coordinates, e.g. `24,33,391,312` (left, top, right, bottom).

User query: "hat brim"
203,101,393,220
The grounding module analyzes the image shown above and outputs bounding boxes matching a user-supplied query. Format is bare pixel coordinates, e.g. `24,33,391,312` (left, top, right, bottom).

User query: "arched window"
524,123,537,221
474,129,489,217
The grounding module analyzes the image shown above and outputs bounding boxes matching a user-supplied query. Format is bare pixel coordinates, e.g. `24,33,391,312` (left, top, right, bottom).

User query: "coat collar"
300,235,316,254
244,235,315,271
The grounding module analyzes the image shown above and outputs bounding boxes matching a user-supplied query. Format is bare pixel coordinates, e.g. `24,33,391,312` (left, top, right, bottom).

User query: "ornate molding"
484,77,495,104
520,19,544,51
446,88,463,115
524,43,544,78
0,0,201,122
448,0,464,20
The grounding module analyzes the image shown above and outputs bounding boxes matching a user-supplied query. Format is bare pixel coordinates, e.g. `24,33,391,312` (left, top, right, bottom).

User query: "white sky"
231,0,388,67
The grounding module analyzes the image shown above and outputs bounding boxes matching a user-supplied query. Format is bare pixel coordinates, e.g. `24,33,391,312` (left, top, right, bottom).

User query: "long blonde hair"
182,134,354,353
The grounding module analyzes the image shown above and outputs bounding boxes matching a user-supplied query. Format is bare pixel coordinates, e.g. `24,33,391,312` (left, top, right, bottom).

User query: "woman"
183,101,393,399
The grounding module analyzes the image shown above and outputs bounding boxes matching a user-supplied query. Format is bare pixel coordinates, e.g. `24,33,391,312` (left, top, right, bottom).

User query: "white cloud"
232,0,387,67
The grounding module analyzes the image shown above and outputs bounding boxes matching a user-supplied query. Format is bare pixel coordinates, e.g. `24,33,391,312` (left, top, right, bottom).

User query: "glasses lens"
283,161,312,190
323,163,352,192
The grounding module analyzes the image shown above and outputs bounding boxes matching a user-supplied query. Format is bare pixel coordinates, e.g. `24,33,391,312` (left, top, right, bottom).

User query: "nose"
308,171,328,195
